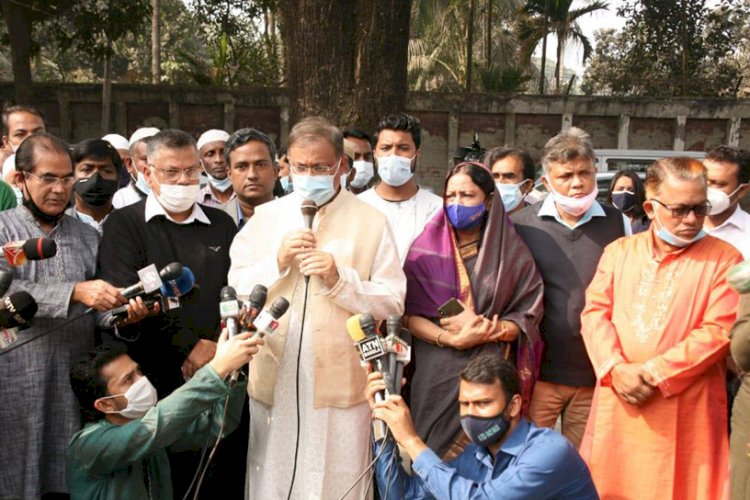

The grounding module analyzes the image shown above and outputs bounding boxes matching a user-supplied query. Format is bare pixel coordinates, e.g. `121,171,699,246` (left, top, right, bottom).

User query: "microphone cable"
0,309,91,357
190,393,231,500
285,276,310,500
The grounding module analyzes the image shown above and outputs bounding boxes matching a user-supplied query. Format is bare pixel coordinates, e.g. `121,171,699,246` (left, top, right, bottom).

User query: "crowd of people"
0,102,748,500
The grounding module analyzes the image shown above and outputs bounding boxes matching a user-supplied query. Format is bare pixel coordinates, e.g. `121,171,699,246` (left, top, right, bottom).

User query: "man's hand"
445,314,501,350
365,370,388,410
72,279,127,311
278,229,316,271
118,296,161,327
611,362,655,405
373,396,428,460
182,339,217,380
209,329,264,379
298,251,339,288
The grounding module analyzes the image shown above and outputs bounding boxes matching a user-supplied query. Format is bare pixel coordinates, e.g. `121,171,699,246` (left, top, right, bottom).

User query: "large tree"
278,0,411,128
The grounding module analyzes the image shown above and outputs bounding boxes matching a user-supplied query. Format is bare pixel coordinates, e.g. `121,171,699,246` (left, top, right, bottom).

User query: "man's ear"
508,394,523,419
643,199,655,220
521,179,534,195
412,149,421,172
93,396,117,415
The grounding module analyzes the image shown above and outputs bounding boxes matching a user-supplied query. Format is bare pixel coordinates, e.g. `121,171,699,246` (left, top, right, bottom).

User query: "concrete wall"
2,83,749,193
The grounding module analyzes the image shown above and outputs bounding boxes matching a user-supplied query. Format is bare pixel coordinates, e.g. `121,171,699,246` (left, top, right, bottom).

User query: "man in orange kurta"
580,157,741,500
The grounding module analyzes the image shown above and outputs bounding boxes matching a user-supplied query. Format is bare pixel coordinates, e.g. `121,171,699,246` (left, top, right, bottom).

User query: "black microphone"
385,315,412,395
252,297,290,338
242,284,267,331
120,262,183,299
0,270,13,296
0,292,38,348
300,199,318,285
3,238,57,266
220,286,241,339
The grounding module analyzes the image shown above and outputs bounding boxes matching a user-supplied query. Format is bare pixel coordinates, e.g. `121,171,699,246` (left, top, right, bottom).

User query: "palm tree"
518,0,608,93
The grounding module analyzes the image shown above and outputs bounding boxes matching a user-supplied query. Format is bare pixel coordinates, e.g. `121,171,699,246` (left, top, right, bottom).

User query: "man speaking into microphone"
228,117,405,499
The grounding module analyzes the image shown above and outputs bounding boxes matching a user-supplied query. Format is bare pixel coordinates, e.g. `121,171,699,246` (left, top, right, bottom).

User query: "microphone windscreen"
159,262,183,281
22,238,57,260
0,270,13,296
220,285,238,301
161,267,195,297
269,297,289,318
248,284,267,311
7,291,38,322
347,314,367,342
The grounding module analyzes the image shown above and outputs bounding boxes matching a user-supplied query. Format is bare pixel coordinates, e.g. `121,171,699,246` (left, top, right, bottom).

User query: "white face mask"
377,155,414,187
545,177,598,217
135,171,152,195
496,180,530,212
10,143,19,153
350,160,374,188
154,177,200,213
102,375,158,420
207,173,233,193
292,160,340,206
707,185,744,216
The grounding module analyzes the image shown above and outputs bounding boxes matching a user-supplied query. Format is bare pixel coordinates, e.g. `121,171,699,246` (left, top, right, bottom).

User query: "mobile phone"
438,298,464,318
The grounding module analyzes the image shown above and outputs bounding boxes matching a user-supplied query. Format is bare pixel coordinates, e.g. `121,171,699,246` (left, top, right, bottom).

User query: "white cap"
197,129,230,151
128,127,160,147
101,133,129,151
2,154,15,178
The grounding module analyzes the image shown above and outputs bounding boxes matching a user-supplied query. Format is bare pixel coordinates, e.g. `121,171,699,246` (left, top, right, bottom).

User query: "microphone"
347,313,392,441
729,260,750,294
252,297,290,338
301,199,318,286
384,315,412,395
241,284,268,331
120,262,183,299
3,238,57,266
0,292,38,348
0,270,13,296
106,266,195,326
220,286,241,339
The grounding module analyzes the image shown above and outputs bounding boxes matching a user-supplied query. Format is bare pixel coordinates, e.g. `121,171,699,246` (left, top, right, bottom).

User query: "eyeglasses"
23,171,76,188
149,165,203,182
651,199,712,218
289,159,341,176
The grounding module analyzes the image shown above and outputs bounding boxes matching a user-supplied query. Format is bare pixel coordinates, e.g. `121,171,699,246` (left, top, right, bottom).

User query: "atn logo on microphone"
356,337,384,361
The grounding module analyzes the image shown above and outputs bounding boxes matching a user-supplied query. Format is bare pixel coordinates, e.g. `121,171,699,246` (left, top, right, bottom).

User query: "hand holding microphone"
209,329,265,380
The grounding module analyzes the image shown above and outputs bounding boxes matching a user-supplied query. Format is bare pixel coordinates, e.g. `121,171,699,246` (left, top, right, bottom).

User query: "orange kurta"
580,229,741,500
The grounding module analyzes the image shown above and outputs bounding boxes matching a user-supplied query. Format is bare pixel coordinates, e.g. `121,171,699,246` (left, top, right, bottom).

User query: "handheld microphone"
120,262,183,299
106,266,195,326
220,286,241,339
241,284,268,331
3,238,57,266
252,297,290,338
0,270,13,296
300,199,318,285
385,315,412,395
729,260,750,294
347,313,391,441
0,292,38,348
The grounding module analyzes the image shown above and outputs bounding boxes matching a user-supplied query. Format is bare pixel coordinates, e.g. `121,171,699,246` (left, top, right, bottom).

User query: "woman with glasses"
403,161,544,461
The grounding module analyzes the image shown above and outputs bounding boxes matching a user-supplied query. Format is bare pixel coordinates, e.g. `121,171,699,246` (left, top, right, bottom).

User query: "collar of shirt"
200,184,235,204
74,209,110,229
145,193,211,225
538,194,605,229
713,205,750,232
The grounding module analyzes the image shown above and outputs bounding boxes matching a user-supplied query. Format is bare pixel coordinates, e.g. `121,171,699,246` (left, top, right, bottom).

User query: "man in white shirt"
704,146,750,259
112,127,159,209
197,129,235,207
101,133,131,188
358,113,442,263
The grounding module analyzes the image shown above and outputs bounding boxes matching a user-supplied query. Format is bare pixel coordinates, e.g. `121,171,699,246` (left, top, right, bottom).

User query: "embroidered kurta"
0,206,99,499
580,229,741,500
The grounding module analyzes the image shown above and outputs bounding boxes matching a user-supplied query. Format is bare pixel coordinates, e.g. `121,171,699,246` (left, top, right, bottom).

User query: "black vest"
511,202,625,387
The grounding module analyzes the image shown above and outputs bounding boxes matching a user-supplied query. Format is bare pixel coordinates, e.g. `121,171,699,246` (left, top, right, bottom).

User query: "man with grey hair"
229,116,405,499
222,127,279,227
112,127,159,208
97,128,239,497
511,127,629,449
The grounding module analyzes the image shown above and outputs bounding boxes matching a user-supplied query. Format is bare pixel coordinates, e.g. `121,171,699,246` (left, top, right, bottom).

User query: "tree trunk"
279,0,411,129
101,49,113,134
538,0,549,95
486,0,492,68
151,0,161,84
466,0,476,91
555,31,563,93
0,0,34,104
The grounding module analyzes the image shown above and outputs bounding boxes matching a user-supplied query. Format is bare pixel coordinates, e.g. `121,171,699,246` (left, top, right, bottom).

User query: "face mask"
612,191,636,213
460,401,511,448
135,171,151,196
653,208,706,248
546,178,598,217
154,177,199,213
12,186,22,206
377,155,414,187
351,161,374,188
446,202,486,231
292,162,340,206
280,176,292,193
207,173,232,193
10,143,19,153
21,179,64,225
340,173,348,190
496,181,529,212
73,173,119,207
102,375,158,420
707,186,744,216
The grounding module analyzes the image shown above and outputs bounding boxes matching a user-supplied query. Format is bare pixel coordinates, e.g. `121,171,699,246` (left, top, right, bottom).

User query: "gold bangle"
436,330,445,348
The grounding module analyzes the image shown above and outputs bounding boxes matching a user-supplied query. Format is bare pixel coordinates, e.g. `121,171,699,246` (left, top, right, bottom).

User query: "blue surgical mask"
280,176,292,193
496,181,529,212
377,155,414,187
135,172,151,196
446,203,486,230
207,173,232,193
653,210,706,248
460,401,511,448
292,167,339,206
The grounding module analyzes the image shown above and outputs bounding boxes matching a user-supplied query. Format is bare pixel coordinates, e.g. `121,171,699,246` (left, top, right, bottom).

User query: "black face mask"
73,173,119,207
22,179,64,225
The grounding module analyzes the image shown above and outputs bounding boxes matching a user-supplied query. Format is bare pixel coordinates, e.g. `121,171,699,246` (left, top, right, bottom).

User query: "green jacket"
66,365,246,500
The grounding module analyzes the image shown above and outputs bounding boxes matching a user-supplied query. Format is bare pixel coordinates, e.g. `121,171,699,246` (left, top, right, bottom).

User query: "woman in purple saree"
403,161,544,459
